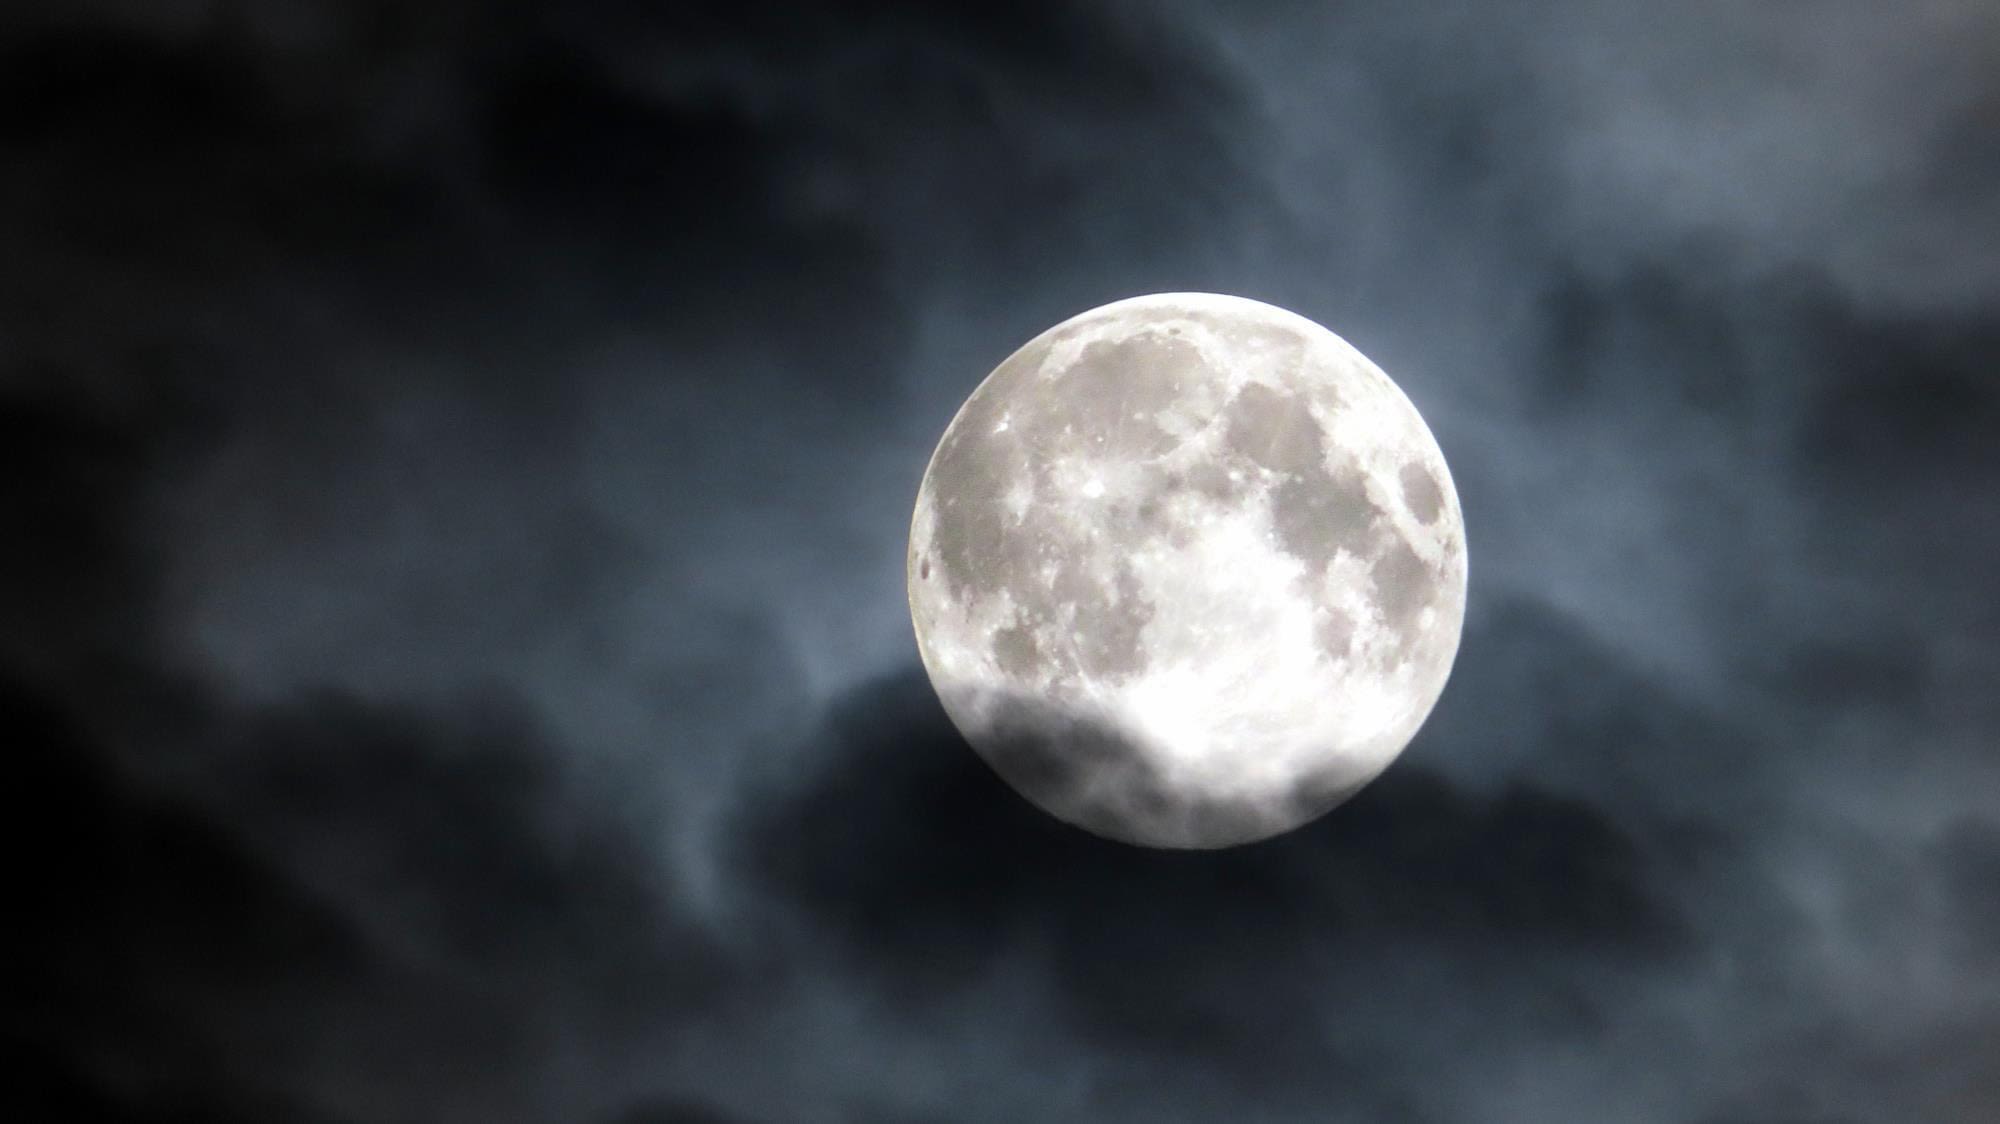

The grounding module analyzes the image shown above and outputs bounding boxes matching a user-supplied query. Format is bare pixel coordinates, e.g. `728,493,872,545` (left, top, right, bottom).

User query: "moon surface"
907,293,1467,848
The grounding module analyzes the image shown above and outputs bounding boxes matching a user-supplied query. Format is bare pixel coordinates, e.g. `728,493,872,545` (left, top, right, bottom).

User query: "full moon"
908,293,1467,848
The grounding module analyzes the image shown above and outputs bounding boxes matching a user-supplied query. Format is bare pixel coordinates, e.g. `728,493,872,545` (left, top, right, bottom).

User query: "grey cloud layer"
3,1,1995,1121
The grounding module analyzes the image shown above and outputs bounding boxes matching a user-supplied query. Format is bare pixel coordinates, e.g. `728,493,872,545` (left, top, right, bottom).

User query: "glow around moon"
908,293,1467,848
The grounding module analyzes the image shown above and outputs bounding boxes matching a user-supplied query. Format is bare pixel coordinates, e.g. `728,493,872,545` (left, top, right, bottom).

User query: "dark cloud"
6,684,360,1124
0,357,734,1120
2,0,1995,1120
4,666,743,1121
747,664,1686,952
741,675,1697,1118
1935,817,2000,967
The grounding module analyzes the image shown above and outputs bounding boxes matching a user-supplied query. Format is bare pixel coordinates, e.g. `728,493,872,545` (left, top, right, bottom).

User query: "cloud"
732,660,1690,1117
2,0,1995,1121
4,661,756,1121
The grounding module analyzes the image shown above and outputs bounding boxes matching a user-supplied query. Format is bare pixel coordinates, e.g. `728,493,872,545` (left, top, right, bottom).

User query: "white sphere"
908,293,1467,848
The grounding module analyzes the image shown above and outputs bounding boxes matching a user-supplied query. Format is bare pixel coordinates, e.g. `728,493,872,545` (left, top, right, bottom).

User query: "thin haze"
4,1,1997,1121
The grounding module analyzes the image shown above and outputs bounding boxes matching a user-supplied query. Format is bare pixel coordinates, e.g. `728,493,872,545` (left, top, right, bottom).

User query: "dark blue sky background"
5,2,1997,1121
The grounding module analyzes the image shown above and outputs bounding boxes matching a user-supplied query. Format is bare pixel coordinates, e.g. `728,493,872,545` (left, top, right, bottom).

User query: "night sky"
7,2,1999,1121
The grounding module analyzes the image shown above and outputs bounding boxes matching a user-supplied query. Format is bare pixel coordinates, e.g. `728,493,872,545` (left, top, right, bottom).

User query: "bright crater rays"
908,293,1467,848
